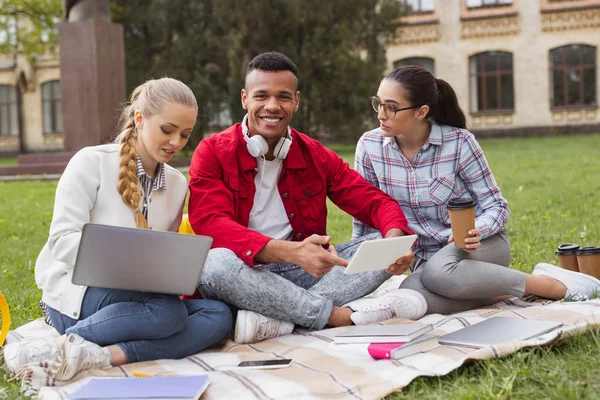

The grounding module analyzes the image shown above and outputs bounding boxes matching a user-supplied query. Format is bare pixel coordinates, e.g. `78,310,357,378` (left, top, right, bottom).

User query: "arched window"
0,85,19,137
42,80,63,135
393,57,435,75
469,51,514,113
550,44,596,108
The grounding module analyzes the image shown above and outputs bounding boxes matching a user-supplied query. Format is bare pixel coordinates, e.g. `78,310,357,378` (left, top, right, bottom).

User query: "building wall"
386,0,600,135
0,55,62,154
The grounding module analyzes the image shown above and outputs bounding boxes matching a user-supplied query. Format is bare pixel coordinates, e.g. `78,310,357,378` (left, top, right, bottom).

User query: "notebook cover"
68,375,210,400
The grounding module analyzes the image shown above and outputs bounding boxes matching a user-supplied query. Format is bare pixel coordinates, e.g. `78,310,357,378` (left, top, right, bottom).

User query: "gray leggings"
400,230,527,315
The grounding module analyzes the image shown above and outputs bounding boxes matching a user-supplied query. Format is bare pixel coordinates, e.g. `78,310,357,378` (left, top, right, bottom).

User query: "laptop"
344,235,417,274
438,317,562,348
72,223,212,295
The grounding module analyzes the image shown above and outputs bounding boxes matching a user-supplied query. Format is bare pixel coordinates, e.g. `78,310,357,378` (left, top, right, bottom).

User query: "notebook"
438,317,562,348
344,235,417,274
72,223,212,296
334,323,432,344
367,334,438,360
67,375,210,400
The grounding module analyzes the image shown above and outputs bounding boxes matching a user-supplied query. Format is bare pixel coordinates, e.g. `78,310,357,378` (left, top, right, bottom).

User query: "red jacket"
188,123,412,267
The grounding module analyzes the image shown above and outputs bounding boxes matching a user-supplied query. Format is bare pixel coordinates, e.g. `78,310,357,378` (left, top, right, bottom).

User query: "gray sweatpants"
198,233,390,330
400,230,527,315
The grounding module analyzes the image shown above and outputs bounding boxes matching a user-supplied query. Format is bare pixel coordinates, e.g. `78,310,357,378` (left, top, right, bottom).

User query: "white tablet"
344,235,417,274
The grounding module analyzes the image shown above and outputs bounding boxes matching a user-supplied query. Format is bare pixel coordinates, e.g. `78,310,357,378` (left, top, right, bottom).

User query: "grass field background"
1,134,600,398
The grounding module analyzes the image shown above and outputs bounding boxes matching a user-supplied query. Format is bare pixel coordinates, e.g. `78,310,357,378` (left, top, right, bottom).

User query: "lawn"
0,157,17,165
1,134,600,398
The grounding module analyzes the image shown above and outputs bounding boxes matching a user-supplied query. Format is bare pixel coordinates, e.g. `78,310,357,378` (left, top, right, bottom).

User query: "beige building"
1,0,599,154
390,0,600,135
0,52,63,154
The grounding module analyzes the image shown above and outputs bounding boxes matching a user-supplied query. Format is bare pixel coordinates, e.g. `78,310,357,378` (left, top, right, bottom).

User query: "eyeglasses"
370,96,421,119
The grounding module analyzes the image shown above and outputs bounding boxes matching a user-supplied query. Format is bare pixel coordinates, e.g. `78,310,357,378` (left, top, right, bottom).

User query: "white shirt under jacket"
34,144,188,319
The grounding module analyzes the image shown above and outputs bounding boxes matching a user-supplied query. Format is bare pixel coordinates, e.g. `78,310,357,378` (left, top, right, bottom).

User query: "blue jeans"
47,287,232,363
198,233,391,330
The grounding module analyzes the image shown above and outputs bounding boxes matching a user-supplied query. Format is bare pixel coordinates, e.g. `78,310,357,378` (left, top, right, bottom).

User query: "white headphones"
241,114,292,159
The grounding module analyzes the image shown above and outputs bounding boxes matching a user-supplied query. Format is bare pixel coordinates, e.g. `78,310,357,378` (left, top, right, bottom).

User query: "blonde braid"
115,86,148,229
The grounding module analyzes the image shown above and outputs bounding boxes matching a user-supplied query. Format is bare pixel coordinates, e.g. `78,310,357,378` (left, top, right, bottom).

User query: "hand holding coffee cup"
447,198,477,250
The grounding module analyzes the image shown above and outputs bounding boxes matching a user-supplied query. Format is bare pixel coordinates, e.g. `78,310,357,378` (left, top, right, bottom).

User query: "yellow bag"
0,291,10,346
178,214,195,235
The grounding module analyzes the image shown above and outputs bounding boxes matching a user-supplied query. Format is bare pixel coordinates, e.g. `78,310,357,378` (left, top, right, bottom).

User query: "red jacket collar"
234,123,307,172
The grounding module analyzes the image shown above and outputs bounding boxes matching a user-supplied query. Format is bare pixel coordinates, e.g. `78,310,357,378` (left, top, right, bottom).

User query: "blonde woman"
2,78,232,382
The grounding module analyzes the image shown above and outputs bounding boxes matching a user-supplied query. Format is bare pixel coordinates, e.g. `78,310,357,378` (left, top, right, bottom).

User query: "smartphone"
236,359,293,370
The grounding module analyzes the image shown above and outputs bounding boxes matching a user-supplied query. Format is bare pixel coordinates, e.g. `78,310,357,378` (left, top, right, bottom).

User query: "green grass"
1,134,600,398
0,157,17,165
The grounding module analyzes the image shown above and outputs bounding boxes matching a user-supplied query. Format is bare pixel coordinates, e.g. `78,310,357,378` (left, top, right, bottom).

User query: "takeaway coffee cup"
556,243,580,272
576,246,600,280
447,198,476,249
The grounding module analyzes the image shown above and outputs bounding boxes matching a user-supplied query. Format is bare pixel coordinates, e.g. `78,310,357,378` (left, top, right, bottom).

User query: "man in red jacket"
188,52,427,344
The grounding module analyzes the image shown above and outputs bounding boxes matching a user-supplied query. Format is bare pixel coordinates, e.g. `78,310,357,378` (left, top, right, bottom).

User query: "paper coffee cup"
556,243,580,272
576,246,600,280
447,198,476,249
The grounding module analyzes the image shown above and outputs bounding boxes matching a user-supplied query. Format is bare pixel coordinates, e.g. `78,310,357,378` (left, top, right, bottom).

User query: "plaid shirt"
352,122,509,261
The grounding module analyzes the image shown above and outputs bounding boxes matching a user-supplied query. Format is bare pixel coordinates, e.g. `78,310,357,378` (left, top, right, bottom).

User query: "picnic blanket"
6,275,600,400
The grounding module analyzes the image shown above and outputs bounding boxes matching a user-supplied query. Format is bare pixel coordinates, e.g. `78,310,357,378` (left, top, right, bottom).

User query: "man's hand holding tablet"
344,235,418,275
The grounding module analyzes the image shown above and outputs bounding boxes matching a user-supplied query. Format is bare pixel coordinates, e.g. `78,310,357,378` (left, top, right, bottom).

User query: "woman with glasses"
352,65,600,315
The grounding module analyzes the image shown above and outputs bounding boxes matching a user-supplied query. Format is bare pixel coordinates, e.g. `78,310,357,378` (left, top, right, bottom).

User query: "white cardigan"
35,144,188,319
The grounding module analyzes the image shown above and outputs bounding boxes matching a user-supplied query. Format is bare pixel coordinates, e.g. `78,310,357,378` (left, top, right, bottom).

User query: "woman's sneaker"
50,334,111,381
2,337,58,375
532,263,600,300
234,310,294,344
345,289,428,325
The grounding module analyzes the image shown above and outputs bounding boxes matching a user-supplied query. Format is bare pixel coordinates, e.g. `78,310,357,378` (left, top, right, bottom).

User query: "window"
42,80,63,135
550,44,596,108
394,57,435,75
400,0,435,14
0,85,19,137
466,0,512,8
469,51,514,113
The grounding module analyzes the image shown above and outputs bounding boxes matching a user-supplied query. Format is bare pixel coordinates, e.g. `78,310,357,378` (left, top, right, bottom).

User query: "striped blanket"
6,276,600,400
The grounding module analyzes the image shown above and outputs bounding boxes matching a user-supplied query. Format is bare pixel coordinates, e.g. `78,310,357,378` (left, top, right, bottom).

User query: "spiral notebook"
67,375,210,400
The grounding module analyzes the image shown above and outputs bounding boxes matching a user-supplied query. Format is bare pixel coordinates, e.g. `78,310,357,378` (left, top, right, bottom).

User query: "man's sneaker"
2,337,58,375
50,334,111,381
234,310,294,344
533,263,600,301
346,289,427,325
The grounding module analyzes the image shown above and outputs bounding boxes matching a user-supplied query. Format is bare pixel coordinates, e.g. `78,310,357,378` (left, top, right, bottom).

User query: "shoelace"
255,315,282,342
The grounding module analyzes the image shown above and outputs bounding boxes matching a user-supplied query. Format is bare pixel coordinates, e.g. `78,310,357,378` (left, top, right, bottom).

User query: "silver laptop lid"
72,223,212,295
438,317,562,348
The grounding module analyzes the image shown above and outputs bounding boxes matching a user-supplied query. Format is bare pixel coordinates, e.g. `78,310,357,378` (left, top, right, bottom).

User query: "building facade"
390,0,600,135
0,53,62,154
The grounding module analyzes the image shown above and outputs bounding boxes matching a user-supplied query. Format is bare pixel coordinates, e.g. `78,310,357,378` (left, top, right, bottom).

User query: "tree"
0,0,62,58
112,0,403,144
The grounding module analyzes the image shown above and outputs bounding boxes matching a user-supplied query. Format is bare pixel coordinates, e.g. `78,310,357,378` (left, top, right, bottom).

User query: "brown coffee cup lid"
556,243,579,255
576,246,600,255
447,198,476,210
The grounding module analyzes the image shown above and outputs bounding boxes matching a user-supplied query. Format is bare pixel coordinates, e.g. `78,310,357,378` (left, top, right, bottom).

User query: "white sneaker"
533,263,600,301
346,289,427,325
50,334,111,381
2,337,58,375
234,310,294,344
